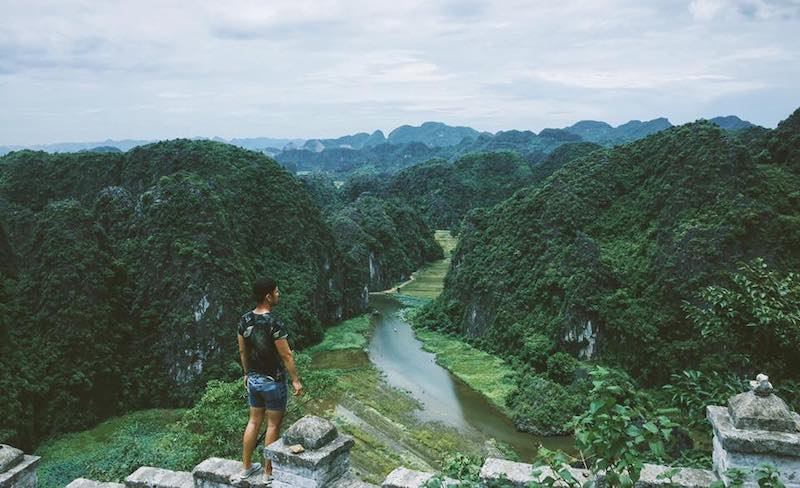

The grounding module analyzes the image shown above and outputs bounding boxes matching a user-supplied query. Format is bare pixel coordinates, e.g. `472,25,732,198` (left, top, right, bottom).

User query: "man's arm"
237,333,249,390
275,338,304,396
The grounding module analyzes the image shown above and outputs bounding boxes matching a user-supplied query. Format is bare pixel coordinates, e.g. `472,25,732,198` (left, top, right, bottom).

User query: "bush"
546,352,578,384
506,373,587,436
521,333,555,372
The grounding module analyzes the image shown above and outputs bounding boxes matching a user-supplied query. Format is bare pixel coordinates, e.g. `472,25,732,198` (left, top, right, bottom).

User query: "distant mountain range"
0,115,755,157
560,115,754,145
0,136,304,157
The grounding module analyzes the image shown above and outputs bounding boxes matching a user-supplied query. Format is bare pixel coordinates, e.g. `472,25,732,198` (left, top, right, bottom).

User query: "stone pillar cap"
728,373,797,432
0,445,23,475
283,415,338,450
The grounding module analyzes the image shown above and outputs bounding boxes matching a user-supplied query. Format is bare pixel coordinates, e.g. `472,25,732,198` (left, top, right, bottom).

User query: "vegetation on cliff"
414,108,800,433
0,139,441,450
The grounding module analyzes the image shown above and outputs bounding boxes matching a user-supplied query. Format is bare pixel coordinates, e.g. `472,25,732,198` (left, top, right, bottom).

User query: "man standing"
234,277,304,483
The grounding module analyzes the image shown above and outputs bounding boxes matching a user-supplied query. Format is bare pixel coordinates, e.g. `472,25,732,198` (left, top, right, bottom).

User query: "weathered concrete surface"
0,446,23,475
728,388,797,432
479,458,589,487
382,467,460,488
188,457,271,488
708,406,800,457
634,463,718,487
192,457,242,488
124,466,193,488
65,478,126,488
0,454,40,488
265,434,354,470
713,435,800,487
283,415,339,450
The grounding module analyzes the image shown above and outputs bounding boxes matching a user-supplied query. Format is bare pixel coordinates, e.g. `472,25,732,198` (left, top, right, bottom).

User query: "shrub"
546,352,578,384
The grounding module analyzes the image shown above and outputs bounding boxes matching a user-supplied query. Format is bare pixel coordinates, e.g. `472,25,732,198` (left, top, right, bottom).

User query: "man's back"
237,311,288,378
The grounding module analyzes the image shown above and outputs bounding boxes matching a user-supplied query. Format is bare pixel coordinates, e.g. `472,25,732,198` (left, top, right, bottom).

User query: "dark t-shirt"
237,311,289,378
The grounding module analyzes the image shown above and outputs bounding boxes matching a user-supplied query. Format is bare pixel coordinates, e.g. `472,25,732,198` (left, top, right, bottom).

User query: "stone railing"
3,374,799,487
384,373,800,487
0,444,40,488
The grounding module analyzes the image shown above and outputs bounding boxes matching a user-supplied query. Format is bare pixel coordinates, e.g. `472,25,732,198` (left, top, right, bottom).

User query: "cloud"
689,0,800,20
0,0,797,144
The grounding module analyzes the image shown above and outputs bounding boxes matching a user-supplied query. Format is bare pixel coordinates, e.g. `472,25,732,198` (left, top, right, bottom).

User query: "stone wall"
4,374,799,487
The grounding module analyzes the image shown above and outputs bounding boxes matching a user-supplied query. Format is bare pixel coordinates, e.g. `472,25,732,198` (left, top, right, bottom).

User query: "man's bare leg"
243,407,265,469
263,409,285,475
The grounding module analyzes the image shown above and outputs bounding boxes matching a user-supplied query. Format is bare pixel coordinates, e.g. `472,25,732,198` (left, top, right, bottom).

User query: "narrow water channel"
366,292,573,462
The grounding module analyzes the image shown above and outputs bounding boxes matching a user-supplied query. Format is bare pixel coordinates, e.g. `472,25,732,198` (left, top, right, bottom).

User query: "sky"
1,0,799,145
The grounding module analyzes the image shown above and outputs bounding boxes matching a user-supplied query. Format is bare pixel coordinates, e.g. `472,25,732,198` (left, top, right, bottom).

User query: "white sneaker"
231,462,262,483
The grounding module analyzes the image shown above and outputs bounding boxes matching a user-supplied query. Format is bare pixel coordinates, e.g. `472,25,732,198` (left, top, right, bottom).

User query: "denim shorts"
247,373,288,411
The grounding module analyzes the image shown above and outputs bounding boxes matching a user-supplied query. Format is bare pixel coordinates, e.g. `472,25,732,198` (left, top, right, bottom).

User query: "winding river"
365,292,573,462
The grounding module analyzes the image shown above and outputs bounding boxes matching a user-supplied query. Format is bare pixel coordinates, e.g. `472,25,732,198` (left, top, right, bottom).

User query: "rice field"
395,230,458,299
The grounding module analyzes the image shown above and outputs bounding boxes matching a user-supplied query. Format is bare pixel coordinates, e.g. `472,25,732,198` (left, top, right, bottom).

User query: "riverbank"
304,312,504,483
388,230,517,417
406,314,517,417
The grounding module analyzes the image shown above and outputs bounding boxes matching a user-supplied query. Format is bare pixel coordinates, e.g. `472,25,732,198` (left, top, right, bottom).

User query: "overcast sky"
1,0,799,145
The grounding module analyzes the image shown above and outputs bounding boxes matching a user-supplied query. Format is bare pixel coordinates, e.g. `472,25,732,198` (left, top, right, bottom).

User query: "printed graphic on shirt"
237,311,288,377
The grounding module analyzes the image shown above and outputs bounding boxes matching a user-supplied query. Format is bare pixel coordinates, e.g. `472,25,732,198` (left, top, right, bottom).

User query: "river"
365,292,573,462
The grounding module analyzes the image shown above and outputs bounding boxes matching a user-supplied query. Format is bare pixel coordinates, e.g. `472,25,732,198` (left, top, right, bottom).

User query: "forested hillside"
417,108,800,388
299,172,444,314
0,140,441,450
339,146,601,230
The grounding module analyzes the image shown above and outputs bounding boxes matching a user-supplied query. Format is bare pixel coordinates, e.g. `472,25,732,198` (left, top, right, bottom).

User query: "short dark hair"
252,277,278,302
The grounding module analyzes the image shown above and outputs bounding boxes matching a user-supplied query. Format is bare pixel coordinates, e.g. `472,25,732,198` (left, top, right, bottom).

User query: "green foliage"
410,324,517,415
34,409,187,488
0,139,440,450
547,352,579,385
278,125,593,180
530,447,585,488
662,370,746,427
379,151,539,229
506,373,588,436
422,452,514,488
433,114,800,386
326,194,442,316
684,258,800,376
440,453,483,482
35,354,337,487
305,315,373,353
754,464,787,488
710,465,787,488
572,367,678,487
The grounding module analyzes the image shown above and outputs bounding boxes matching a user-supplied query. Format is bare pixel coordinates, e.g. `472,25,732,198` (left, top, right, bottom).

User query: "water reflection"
367,293,573,461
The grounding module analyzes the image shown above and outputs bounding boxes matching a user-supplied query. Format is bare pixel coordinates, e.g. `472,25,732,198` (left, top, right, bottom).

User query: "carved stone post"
264,415,354,488
707,374,800,487
0,445,40,488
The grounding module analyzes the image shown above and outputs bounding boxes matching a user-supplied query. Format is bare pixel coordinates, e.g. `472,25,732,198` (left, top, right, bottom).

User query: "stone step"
125,467,194,488
65,478,125,488
0,445,24,475
192,457,270,488
0,453,40,488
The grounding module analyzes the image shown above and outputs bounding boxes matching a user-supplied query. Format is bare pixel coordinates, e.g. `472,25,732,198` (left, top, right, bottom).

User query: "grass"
410,325,517,416
396,230,457,299
34,409,186,488
305,314,373,353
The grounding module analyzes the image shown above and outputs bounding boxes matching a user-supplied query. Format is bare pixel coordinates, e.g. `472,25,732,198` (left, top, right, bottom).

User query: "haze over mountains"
0,115,755,157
